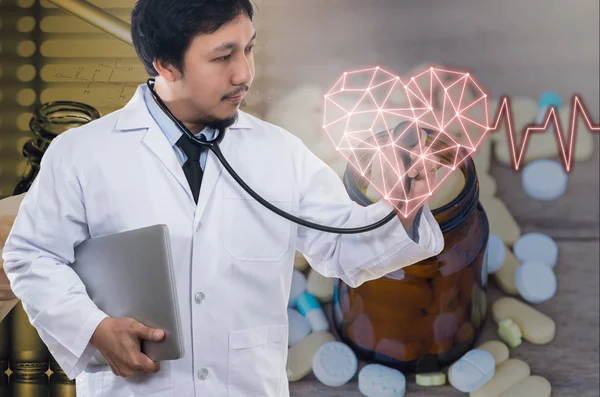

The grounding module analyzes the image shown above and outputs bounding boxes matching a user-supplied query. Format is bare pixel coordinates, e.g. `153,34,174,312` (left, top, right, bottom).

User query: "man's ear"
153,59,183,82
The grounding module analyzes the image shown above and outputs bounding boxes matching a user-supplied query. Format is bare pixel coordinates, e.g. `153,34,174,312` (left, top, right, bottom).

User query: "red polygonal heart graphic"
322,65,491,217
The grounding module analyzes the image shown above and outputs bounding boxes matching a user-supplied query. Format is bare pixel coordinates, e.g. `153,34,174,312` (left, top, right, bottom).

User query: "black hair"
131,0,256,77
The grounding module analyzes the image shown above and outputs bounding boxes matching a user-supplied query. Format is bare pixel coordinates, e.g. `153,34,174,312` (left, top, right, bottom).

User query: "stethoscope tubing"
147,78,398,234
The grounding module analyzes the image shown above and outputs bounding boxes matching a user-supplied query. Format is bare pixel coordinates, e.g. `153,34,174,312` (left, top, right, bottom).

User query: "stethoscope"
147,78,405,234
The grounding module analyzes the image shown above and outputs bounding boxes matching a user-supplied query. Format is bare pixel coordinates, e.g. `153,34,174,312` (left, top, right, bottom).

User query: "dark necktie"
176,134,204,204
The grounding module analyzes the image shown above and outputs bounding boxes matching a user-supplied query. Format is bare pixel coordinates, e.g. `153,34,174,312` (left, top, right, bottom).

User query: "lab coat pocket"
223,183,292,262
228,324,287,397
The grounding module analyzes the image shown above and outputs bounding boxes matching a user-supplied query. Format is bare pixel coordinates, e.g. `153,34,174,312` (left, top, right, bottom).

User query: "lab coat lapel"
116,85,196,206
193,111,252,230
193,135,227,230
141,123,196,206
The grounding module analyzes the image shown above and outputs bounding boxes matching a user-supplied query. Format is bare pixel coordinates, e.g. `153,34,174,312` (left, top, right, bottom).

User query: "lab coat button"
197,368,209,380
194,292,205,304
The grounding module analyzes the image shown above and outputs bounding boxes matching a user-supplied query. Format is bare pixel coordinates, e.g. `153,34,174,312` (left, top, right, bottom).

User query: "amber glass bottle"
333,129,490,374
14,101,100,195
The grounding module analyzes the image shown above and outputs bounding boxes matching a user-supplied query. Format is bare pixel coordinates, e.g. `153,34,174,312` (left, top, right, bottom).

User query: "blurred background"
0,0,598,396
0,0,598,197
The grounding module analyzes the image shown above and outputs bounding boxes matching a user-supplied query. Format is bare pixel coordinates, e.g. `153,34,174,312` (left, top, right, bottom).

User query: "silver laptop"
71,224,184,365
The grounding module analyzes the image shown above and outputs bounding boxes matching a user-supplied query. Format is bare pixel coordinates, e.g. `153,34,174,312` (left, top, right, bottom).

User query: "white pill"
521,159,567,200
486,234,506,274
449,349,495,392
287,308,312,347
312,341,358,387
515,262,557,304
358,364,406,396
513,232,558,268
288,270,307,307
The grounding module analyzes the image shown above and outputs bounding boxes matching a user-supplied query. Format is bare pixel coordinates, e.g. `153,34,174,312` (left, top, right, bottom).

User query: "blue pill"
538,92,561,108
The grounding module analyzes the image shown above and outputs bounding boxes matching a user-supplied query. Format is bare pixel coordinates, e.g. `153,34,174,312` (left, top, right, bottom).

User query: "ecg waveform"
489,95,599,172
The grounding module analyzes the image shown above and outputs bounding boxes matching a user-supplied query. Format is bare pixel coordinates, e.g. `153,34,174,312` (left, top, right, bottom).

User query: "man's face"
177,13,256,127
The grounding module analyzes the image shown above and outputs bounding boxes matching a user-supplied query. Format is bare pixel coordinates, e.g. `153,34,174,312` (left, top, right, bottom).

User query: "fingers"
406,154,441,181
131,320,165,342
111,354,161,377
129,353,161,374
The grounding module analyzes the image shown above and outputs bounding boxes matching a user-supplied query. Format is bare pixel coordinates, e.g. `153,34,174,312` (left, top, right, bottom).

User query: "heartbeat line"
322,65,599,217
490,95,600,173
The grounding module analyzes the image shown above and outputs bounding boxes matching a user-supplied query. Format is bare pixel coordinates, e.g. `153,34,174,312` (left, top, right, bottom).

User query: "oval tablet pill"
307,268,334,302
479,196,521,246
493,247,519,295
522,159,568,200
492,297,555,344
289,270,307,307
470,359,530,397
515,261,557,303
499,375,551,397
358,364,406,396
513,232,558,268
312,341,358,387
287,332,336,382
287,308,311,347
486,234,506,274
476,340,509,366
448,349,495,393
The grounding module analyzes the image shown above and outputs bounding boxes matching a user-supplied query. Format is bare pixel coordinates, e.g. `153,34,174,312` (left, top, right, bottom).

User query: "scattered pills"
287,308,312,347
287,331,336,382
289,270,307,307
492,297,555,345
312,341,358,387
476,340,509,366
499,375,551,397
470,359,530,397
514,262,557,304
497,319,522,348
493,247,519,296
479,196,521,246
448,349,495,393
513,232,558,268
296,292,329,332
522,159,568,201
358,364,406,396
416,372,446,387
486,234,506,274
306,268,335,302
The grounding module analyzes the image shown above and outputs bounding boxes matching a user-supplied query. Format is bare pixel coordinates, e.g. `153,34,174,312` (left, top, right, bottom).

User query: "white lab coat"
2,84,444,397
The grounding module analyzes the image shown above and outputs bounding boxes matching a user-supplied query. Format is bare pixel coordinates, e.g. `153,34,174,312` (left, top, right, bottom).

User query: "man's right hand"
90,317,165,377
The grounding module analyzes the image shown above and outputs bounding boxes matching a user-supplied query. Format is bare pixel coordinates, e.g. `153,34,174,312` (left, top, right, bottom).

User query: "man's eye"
216,54,231,61
245,45,255,53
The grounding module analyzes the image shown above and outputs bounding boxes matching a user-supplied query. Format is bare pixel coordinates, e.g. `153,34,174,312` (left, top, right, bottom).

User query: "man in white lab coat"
2,0,444,396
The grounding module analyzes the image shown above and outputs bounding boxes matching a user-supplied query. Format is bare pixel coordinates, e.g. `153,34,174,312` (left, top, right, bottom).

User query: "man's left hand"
381,127,440,231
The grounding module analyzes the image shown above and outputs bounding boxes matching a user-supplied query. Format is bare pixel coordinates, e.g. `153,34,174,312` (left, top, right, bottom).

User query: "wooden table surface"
263,1,600,395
